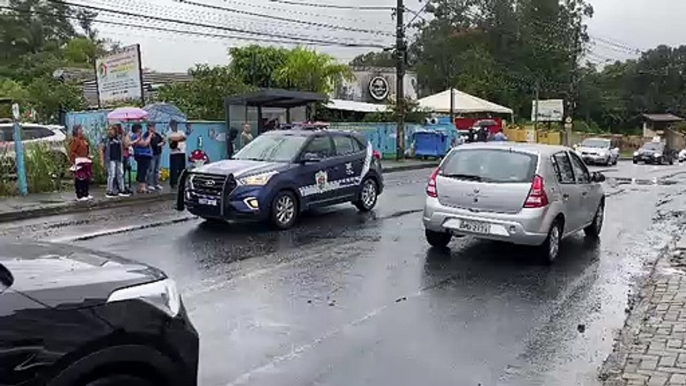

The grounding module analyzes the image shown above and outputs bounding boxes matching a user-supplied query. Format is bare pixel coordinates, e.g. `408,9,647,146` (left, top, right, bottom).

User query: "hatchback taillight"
524,175,549,208
372,150,382,160
427,168,440,197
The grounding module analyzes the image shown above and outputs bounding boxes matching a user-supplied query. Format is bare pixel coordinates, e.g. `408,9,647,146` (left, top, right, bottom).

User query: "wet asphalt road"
3,161,686,386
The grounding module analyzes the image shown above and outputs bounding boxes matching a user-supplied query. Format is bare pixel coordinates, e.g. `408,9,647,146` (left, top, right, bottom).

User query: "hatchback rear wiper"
442,173,483,181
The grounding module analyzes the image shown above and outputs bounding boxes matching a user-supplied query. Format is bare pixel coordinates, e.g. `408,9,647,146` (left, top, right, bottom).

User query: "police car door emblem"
315,170,328,192
345,162,354,176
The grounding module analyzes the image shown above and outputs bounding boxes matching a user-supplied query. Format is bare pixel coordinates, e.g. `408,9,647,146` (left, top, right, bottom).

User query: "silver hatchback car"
423,142,606,263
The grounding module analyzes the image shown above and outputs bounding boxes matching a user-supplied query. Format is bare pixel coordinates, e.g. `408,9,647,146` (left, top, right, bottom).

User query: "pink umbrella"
107,107,148,121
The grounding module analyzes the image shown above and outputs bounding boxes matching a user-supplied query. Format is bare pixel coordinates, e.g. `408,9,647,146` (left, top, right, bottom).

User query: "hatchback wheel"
270,191,298,229
425,229,452,248
584,202,604,238
355,178,378,212
539,220,562,264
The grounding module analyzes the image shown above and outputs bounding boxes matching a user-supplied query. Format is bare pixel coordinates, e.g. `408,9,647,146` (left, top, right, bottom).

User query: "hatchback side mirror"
591,172,605,183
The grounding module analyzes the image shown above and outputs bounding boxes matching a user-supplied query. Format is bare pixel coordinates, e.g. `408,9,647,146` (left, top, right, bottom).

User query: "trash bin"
413,130,448,159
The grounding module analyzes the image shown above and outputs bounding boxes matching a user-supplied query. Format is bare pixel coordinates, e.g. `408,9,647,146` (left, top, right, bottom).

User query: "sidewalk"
0,159,438,223
604,238,686,386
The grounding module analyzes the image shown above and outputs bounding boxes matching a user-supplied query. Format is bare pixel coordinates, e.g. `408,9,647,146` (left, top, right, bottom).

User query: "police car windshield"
233,134,308,162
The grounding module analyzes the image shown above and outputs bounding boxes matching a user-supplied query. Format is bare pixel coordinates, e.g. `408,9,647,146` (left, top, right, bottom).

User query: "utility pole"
566,29,580,147
395,0,406,161
533,79,540,130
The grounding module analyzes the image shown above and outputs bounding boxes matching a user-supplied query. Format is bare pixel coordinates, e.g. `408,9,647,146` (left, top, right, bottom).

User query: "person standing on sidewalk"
168,120,187,189
100,125,129,198
146,123,165,191
68,125,93,201
130,123,153,194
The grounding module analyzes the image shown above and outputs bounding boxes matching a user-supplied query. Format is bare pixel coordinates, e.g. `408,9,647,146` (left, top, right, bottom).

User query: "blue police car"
175,129,384,229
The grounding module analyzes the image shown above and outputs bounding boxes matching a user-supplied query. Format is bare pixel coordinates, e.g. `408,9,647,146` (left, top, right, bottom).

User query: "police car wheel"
271,191,298,229
355,178,378,212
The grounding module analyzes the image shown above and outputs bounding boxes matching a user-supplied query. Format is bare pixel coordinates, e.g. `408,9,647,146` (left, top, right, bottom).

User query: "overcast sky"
88,0,686,72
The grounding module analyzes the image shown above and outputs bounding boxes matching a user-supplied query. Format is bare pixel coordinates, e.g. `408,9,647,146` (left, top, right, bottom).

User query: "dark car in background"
176,129,384,229
633,140,675,165
0,242,198,386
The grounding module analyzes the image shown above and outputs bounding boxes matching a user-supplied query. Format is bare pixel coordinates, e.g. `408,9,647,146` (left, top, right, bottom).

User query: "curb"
0,192,175,224
49,215,196,243
0,163,438,224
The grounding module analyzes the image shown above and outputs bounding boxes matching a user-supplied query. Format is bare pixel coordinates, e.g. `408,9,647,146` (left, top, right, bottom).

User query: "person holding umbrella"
130,123,153,193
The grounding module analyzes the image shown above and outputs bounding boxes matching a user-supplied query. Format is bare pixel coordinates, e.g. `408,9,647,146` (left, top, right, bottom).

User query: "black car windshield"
233,134,308,162
581,139,610,149
642,142,664,151
441,149,537,183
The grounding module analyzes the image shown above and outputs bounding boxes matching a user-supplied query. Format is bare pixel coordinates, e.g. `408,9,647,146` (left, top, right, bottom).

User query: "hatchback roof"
456,141,571,155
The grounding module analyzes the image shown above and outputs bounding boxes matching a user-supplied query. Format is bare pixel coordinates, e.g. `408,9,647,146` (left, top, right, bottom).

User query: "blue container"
414,130,448,158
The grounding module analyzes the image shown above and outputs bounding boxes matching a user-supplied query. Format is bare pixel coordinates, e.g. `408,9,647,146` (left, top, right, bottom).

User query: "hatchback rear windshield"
441,149,538,183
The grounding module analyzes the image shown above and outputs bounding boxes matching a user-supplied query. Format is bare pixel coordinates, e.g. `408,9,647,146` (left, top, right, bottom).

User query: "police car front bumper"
181,173,270,222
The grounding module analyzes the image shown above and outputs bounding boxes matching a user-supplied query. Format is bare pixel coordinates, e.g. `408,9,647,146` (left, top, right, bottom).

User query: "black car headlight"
107,279,181,318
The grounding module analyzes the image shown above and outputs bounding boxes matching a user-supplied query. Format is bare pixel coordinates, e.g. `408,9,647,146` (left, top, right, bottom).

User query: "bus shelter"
225,89,327,136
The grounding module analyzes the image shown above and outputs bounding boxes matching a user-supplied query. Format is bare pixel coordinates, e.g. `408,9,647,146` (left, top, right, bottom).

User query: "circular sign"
368,76,390,101
565,116,572,124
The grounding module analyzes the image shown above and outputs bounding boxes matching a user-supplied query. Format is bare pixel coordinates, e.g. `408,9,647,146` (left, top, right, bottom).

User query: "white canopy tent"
417,88,513,115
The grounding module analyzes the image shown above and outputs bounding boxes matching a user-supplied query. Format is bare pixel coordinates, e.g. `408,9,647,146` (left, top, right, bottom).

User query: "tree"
156,64,251,120
229,45,289,88
349,51,396,68
274,47,353,94
411,0,593,118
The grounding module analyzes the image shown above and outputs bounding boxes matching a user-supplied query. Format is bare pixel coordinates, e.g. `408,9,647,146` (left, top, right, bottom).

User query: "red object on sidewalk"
455,118,503,134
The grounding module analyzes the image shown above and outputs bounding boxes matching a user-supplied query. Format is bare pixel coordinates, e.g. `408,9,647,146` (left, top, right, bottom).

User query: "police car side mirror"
300,153,322,164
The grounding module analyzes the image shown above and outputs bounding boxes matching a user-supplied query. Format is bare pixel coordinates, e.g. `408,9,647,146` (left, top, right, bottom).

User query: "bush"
24,142,67,193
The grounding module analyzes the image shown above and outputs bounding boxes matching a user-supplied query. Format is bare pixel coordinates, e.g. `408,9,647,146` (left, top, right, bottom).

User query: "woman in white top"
168,120,187,189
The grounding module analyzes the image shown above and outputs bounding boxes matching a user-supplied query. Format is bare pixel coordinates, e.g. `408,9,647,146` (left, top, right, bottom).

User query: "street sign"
11,103,19,120
565,116,572,124
532,99,564,122
564,122,573,130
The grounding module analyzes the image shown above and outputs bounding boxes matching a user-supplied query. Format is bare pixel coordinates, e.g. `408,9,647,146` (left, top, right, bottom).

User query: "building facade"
331,67,418,104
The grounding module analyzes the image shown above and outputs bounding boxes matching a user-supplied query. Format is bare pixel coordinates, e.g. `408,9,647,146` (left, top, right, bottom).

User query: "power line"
176,0,394,37
43,0,388,48
215,0,394,26
266,0,394,11
83,0,387,47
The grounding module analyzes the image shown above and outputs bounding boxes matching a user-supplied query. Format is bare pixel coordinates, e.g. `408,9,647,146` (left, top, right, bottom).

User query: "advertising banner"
95,45,144,106
531,99,564,122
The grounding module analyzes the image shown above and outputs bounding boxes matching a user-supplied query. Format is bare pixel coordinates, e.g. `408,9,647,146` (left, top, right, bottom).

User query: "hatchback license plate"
198,198,217,206
459,220,490,234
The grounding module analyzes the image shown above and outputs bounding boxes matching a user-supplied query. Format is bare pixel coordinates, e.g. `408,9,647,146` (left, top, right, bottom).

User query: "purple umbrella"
107,107,148,121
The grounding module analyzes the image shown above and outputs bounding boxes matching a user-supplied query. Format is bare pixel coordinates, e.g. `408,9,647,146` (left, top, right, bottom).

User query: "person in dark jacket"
100,125,128,198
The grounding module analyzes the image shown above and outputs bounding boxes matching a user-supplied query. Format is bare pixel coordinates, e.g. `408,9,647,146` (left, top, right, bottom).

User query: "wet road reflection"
72,165,682,386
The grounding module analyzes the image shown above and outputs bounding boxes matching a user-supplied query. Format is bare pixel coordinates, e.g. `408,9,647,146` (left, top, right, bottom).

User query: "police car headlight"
107,279,181,318
633,151,639,156
238,171,277,186
654,153,662,157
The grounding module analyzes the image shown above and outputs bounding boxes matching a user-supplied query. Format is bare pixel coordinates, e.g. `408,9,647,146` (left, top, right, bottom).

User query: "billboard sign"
95,45,144,106
532,99,564,122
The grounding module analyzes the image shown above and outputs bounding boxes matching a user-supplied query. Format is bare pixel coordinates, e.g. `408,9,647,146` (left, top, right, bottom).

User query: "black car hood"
193,159,289,177
0,242,164,309
639,148,659,155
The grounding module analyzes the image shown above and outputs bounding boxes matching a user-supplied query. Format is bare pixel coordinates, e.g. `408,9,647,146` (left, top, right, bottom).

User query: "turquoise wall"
65,110,228,170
